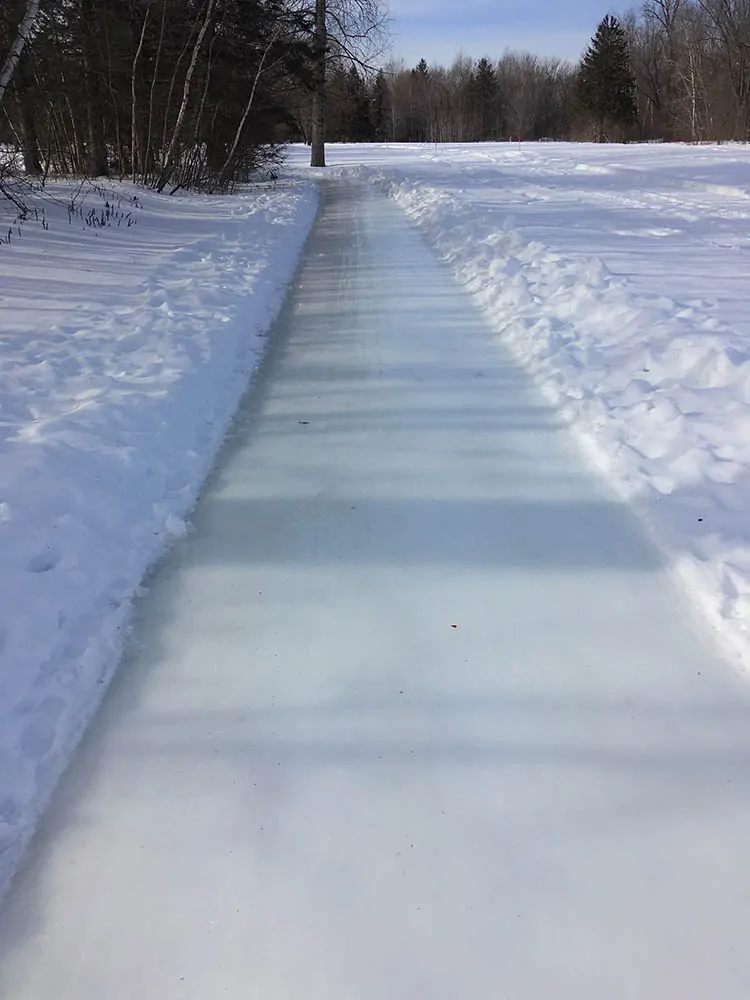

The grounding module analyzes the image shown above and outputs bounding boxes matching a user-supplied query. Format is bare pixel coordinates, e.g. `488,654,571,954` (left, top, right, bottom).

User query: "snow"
2,180,750,999
5,141,750,982
0,178,318,895
288,142,750,668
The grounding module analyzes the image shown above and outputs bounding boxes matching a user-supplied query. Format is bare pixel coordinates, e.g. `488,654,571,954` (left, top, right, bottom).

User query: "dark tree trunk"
80,0,109,175
0,0,41,109
310,0,326,166
15,60,42,174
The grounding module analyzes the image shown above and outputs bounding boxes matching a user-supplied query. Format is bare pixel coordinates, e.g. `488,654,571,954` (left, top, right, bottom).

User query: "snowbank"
0,179,317,895
359,158,750,670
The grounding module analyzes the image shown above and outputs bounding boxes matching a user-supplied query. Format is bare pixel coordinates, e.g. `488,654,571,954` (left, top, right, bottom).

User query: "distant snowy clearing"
290,141,750,668
0,178,317,893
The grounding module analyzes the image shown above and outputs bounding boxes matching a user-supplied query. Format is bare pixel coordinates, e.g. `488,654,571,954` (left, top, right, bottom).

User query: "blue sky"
385,0,610,67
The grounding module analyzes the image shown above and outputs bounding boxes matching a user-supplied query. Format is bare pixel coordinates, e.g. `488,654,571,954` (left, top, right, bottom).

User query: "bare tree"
157,0,216,190
676,3,713,137
499,52,548,139
308,0,387,166
214,24,283,188
696,0,750,136
641,0,687,135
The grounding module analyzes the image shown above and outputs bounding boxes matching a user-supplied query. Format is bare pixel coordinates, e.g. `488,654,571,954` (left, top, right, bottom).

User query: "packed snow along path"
3,182,750,998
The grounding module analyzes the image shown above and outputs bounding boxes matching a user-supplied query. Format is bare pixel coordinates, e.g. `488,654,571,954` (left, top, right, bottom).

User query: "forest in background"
332,1,750,145
0,0,749,192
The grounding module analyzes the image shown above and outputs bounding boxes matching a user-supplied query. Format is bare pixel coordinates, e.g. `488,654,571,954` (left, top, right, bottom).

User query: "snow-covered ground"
289,141,750,668
3,179,750,1000
5,140,750,905
0,178,317,894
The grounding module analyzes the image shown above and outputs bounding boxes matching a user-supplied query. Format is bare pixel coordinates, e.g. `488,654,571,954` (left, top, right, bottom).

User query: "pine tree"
410,58,430,140
370,68,388,140
577,15,638,139
344,65,372,140
471,57,498,139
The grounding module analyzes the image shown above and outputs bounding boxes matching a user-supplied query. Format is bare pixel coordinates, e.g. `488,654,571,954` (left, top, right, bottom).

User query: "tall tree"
577,14,638,138
696,0,750,137
470,57,498,139
0,0,40,109
370,67,387,138
343,65,372,139
308,0,385,166
410,58,431,140
309,0,327,164
79,0,109,176
12,52,41,174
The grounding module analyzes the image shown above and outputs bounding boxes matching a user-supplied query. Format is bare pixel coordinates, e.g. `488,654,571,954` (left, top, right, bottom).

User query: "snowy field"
0,178,318,893
289,141,750,668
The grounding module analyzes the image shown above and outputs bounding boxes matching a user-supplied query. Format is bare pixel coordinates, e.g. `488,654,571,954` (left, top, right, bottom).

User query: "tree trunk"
310,0,326,167
215,29,279,189
157,0,215,191
144,0,167,185
81,0,109,176
0,0,41,109
131,8,150,177
14,59,42,175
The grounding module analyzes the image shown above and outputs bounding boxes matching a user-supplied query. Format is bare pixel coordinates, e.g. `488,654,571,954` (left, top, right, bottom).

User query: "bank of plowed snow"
291,142,750,669
0,179,317,895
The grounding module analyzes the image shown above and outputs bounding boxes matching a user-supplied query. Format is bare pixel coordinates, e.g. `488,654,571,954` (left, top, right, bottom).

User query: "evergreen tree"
344,65,372,140
370,68,388,140
414,58,429,79
410,58,430,140
577,14,638,139
471,57,498,139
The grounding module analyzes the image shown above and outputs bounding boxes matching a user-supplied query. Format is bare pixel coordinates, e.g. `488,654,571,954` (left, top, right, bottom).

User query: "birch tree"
0,0,41,108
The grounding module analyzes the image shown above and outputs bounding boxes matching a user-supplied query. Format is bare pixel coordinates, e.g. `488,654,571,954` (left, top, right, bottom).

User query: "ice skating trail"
2,183,750,999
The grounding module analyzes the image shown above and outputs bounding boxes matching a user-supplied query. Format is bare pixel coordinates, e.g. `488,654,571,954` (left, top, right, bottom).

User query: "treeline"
325,0,750,145
0,0,387,187
1,0,749,192
627,0,750,141
325,55,575,142
0,0,321,189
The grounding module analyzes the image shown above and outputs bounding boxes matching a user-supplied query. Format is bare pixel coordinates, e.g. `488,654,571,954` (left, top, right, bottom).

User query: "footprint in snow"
19,698,66,761
27,546,61,574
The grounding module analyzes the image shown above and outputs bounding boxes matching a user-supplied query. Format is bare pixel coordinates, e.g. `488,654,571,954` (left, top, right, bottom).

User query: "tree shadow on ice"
184,496,661,571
